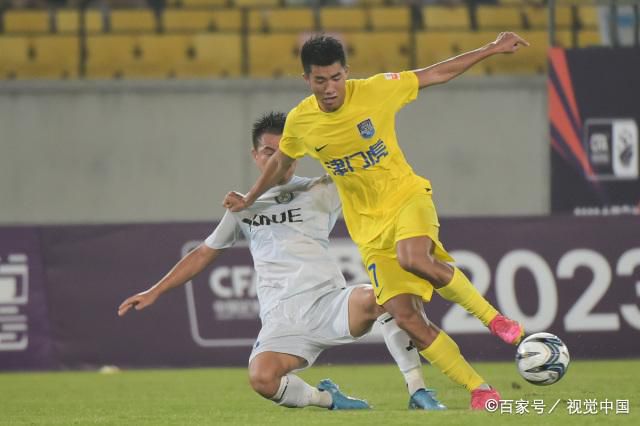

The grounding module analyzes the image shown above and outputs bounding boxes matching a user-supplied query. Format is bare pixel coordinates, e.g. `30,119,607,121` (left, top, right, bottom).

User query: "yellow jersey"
279,71,432,248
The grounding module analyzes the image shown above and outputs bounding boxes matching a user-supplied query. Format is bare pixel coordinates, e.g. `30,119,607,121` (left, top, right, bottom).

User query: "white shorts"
248,284,370,369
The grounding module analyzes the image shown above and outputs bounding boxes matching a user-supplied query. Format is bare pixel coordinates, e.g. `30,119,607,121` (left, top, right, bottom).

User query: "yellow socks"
436,267,499,326
420,331,485,392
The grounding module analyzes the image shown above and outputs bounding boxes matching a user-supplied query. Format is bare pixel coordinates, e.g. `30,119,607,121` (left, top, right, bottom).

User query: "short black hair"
300,35,346,75
251,111,287,149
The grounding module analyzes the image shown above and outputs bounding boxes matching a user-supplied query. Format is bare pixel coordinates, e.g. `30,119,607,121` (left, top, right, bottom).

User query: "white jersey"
205,175,346,318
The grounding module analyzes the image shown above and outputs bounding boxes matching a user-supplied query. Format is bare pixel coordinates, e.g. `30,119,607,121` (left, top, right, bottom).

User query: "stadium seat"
110,9,157,33
479,31,567,75
476,6,523,30
56,9,103,33
86,35,137,78
369,7,411,31
415,32,483,75
578,30,602,48
342,32,410,76
524,6,573,29
578,6,599,29
415,32,454,65
86,34,241,78
249,33,302,77
500,0,544,5
422,6,470,31
235,0,281,7
177,0,229,7
320,7,368,31
135,35,191,78
0,37,30,79
352,0,385,5
176,34,242,78
0,36,78,79
3,10,50,34
29,36,79,78
248,8,315,32
163,9,242,32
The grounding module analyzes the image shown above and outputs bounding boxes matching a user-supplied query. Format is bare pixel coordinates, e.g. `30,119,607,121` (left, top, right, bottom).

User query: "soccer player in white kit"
118,112,445,411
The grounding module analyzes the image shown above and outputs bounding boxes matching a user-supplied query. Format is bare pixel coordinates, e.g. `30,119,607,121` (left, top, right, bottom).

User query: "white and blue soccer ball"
516,332,570,385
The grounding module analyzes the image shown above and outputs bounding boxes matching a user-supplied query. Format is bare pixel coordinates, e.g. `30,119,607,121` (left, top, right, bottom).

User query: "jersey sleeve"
204,211,241,249
326,178,342,218
279,108,307,159
315,175,342,230
364,71,419,111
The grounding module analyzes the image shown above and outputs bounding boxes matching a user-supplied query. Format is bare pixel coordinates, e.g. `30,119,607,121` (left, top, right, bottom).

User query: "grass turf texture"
1,360,638,425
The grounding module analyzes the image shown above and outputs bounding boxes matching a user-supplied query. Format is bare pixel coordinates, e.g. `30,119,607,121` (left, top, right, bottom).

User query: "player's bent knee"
248,365,281,399
352,286,383,318
391,307,421,328
398,252,438,281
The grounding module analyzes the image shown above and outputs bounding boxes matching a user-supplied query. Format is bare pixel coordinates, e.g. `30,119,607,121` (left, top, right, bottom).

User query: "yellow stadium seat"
86,35,137,78
86,34,241,78
342,32,409,77
478,31,556,75
320,7,368,31
370,7,411,31
235,0,280,7
552,30,573,48
524,6,573,29
476,6,523,30
578,6,599,29
135,35,191,78
415,32,482,75
248,8,315,32
422,6,470,31
29,36,79,78
3,10,50,34
0,36,78,79
56,9,103,33
0,37,30,78
163,9,242,32
178,0,228,7
175,34,242,78
249,33,302,78
352,0,385,5
110,10,156,33
578,30,602,48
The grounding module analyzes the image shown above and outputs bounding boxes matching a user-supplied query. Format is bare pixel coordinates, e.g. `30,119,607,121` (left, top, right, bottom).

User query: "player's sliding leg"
383,294,500,410
348,287,445,410
396,236,524,345
248,352,368,409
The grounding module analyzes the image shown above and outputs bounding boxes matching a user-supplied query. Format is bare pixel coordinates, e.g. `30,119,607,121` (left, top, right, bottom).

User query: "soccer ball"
516,332,570,385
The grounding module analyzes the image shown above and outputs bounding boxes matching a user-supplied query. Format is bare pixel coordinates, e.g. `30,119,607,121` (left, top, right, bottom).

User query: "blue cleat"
317,379,370,410
408,388,447,410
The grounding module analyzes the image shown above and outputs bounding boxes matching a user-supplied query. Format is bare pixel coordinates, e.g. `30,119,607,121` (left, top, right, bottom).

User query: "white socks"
377,312,426,396
271,374,332,408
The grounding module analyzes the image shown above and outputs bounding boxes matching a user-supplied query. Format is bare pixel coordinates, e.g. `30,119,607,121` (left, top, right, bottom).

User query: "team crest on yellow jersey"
357,119,375,139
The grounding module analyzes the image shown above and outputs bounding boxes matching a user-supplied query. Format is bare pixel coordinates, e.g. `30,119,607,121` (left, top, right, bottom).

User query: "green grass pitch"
1,360,638,425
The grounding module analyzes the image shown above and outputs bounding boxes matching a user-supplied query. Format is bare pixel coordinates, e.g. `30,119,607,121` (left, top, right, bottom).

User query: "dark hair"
251,111,287,149
300,35,346,75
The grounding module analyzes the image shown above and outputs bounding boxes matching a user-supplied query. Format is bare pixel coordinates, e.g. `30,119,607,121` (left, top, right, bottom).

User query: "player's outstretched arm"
223,149,295,212
414,32,529,89
117,244,221,317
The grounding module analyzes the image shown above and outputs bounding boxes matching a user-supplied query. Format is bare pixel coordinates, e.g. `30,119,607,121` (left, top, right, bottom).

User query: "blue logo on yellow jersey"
357,119,375,139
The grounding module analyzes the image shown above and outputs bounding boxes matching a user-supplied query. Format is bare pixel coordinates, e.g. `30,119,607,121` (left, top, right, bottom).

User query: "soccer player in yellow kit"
224,33,528,409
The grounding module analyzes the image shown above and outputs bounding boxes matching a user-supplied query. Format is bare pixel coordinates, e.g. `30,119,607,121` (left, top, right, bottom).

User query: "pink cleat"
470,386,501,411
489,314,525,345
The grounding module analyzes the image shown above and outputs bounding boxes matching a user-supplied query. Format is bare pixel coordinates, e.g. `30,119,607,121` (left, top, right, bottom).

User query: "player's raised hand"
117,289,158,317
491,32,530,54
223,191,250,212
